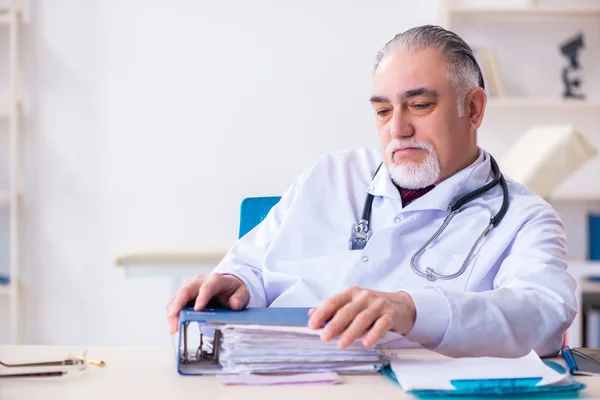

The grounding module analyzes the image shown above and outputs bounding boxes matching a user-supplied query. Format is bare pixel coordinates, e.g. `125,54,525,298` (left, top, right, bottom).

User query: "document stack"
176,307,394,376
218,324,388,374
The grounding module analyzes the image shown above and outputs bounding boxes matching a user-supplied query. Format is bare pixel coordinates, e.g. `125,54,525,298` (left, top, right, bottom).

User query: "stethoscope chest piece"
349,219,372,250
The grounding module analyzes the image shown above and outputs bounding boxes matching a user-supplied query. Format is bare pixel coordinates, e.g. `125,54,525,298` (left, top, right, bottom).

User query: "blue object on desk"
176,307,311,375
179,306,311,327
562,345,600,375
238,196,281,238
381,359,585,397
590,213,600,261
563,346,579,375
0,275,9,285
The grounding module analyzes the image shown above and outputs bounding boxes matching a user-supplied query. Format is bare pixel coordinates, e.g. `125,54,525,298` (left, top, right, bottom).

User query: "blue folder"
176,307,311,375
381,359,585,397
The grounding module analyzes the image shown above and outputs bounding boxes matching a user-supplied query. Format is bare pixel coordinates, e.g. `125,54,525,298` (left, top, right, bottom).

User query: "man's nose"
389,108,414,139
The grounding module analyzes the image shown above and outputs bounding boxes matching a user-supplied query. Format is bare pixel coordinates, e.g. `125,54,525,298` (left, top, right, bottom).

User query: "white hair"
375,25,484,117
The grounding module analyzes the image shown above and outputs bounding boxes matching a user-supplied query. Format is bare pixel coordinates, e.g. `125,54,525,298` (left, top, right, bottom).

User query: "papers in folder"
219,324,391,374
176,307,402,375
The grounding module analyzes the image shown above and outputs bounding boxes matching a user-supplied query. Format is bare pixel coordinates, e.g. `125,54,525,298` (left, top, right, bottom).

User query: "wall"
1,0,598,347
0,0,437,345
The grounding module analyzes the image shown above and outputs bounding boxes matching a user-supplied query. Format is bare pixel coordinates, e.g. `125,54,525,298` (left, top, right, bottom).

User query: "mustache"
386,140,433,159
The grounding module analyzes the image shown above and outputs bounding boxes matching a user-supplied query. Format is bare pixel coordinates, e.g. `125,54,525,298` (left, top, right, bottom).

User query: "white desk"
1,346,599,399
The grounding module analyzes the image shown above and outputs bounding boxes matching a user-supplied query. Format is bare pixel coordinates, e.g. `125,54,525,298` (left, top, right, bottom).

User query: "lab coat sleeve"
403,206,577,358
211,162,315,308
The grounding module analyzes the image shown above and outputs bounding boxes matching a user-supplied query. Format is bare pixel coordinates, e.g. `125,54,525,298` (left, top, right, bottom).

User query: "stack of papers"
217,324,391,374
386,350,585,397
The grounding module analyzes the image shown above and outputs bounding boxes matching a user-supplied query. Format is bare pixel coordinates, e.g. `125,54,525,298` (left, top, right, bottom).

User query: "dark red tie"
398,185,435,207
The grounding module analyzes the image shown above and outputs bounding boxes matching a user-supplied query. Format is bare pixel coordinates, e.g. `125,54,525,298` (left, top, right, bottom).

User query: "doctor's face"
371,48,484,189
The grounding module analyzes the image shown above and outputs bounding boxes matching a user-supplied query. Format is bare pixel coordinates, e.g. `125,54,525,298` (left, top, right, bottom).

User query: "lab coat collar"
367,163,402,202
367,148,491,212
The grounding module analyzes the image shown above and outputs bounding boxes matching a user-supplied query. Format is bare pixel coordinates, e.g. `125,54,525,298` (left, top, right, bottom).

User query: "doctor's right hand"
166,273,249,334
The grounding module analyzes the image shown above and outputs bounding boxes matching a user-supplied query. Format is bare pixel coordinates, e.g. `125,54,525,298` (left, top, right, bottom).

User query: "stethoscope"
349,155,509,282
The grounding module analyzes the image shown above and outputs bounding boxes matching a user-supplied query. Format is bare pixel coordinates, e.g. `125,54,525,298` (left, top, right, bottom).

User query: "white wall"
1,0,598,347
0,0,438,345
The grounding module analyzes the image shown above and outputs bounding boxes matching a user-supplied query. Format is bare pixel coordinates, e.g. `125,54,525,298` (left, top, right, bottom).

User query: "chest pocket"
399,248,478,292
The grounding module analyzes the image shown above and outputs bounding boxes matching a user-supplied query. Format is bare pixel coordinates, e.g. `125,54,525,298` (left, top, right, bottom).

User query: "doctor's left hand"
307,286,416,349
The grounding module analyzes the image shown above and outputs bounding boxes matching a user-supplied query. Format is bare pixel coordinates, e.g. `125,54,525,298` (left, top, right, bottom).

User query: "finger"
227,284,250,310
166,295,175,313
308,291,353,329
194,274,226,310
308,308,316,318
362,315,393,348
321,301,367,342
166,296,178,334
337,308,380,349
168,315,179,335
169,278,201,318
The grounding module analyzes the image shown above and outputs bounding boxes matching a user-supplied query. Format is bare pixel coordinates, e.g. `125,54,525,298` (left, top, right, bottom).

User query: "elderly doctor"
166,25,576,358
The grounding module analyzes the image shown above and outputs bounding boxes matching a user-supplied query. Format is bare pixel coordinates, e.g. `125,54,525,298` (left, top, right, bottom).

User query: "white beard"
386,139,441,189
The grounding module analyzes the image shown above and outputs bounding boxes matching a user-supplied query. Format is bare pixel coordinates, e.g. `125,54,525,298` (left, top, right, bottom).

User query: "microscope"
560,33,585,99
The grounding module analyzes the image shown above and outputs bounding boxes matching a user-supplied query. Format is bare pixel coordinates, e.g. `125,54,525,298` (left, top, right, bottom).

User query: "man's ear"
466,87,487,130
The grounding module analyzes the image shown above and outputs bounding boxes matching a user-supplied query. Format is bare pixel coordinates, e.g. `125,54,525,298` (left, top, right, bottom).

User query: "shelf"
550,190,600,201
115,249,229,267
450,6,600,17
583,280,600,294
486,97,600,109
568,261,600,278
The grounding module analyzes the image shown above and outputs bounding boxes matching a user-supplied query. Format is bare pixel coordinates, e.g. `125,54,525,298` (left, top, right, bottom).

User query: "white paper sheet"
216,323,400,374
390,350,569,391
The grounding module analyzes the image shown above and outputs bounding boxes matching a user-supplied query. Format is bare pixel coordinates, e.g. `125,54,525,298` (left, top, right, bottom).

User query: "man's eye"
411,103,431,110
376,109,391,116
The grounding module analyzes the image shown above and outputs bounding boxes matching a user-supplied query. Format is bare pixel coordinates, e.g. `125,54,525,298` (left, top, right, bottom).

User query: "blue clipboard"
176,307,312,375
380,359,585,397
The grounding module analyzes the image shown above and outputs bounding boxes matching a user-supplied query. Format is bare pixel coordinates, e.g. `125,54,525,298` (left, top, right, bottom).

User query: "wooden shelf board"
550,191,600,201
115,249,229,267
487,97,600,108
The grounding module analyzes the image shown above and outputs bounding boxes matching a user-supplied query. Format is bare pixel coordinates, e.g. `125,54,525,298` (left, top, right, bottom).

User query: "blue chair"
239,196,281,238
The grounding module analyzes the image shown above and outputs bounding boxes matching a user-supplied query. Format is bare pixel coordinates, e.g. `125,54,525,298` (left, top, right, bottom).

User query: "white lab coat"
213,147,577,358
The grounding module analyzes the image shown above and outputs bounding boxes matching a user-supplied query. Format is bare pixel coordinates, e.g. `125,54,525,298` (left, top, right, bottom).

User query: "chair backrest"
239,196,281,238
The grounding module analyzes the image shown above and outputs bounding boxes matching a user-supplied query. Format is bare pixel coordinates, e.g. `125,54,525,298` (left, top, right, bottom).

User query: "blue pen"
561,345,578,375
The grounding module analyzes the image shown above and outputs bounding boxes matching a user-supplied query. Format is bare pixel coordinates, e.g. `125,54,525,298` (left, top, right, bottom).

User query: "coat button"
362,256,369,262
394,217,401,223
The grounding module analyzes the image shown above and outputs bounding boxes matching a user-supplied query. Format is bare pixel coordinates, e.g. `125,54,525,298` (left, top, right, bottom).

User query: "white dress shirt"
213,147,577,358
